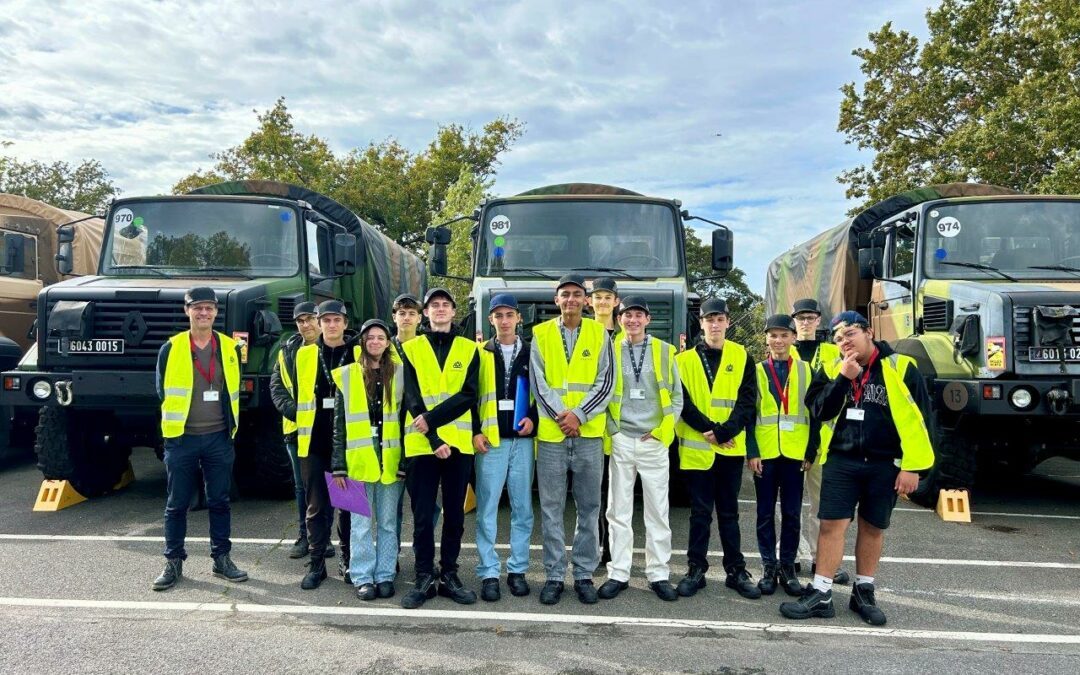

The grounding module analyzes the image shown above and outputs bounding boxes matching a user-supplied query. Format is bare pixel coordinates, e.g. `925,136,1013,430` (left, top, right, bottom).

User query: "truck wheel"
34,407,131,498
234,411,294,498
908,411,976,507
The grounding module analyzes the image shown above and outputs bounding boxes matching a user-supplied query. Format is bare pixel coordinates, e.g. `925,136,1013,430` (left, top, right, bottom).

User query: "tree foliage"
430,167,490,319
685,228,765,358
838,0,1080,208
0,148,119,214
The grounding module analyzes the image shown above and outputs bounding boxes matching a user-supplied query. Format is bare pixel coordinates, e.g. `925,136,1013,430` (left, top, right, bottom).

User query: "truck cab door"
869,227,915,343
0,230,42,351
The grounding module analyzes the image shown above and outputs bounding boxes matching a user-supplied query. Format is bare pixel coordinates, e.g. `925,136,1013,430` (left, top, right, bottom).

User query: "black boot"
301,557,327,590
725,568,762,600
779,564,802,597
339,558,351,585
212,554,248,583
676,565,707,597
779,587,835,619
811,563,851,585
288,534,309,559
758,564,778,596
438,572,477,605
401,573,438,609
849,582,887,625
152,559,182,591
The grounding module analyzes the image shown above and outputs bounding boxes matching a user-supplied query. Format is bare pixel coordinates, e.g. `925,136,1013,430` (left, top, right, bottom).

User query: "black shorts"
817,453,900,529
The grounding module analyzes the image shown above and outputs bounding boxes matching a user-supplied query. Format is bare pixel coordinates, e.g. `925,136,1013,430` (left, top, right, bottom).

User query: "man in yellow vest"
152,287,247,590
531,273,615,605
789,298,848,585
781,311,933,625
588,276,619,567
674,297,760,600
596,296,682,602
400,288,480,609
747,314,819,597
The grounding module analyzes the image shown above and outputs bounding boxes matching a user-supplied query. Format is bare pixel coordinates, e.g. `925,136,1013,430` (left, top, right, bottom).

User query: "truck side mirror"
57,224,75,244
333,233,358,276
858,248,884,279
711,228,733,273
56,242,74,276
426,226,451,277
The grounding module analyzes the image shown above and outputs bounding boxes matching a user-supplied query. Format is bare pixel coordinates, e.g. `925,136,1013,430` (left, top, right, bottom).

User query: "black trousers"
685,454,746,573
300,452,350,562
753,457,804,566
598,452,611,564
406,448,473,578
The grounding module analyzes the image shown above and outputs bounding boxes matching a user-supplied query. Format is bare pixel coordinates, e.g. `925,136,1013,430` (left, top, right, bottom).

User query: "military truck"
426,183,733,344
1,180,425,497
765,183,1080,503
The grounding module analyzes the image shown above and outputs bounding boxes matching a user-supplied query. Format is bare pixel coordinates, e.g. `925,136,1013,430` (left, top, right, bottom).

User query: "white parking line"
0,596,1077,645
736,499,1080,520
2,533,1078,569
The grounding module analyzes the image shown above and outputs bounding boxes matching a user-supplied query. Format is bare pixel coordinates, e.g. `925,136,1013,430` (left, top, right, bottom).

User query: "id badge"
371,426,381,440
322,397,335,410
779,420,795,432
846,408,865,421
629,388,646,400
498,399,514,411
202,390,219,402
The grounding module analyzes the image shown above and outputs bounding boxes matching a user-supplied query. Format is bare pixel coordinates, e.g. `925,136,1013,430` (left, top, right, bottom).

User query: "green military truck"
766,183,1080,503
1,180,425,497
426,183,733,344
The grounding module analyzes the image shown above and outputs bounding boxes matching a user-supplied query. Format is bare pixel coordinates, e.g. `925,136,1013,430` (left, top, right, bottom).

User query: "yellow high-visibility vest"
477,348,503,447
161,331,241,439
608,337,677,446
790,341,841,462
277,347,298,435
533,318,608,442
332,362,403,484
293,343,322,457
753,358,812,461
402,334,477,456
675,341,748,468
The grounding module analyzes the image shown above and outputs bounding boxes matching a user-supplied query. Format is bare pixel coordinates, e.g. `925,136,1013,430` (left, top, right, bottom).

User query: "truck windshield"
477,200,681,278
102,200,300,277
924,200,1080,281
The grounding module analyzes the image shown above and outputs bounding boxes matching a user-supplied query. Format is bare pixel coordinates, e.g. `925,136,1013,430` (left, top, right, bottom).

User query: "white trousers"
605,431,672,583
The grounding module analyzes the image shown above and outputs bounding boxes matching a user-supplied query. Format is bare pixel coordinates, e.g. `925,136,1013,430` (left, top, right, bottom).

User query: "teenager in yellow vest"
399,288,479,609
330,319,404,602
789,297,849,585
781,311,933,626
587,276,619,568
746,314,819,598
152,287,246,591
674,297,760,600
531,274,615,606
270,300,322,560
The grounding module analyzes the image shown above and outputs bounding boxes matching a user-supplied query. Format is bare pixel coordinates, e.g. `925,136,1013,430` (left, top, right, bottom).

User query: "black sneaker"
811,563,851,585
288,535,309,559
779,564,802,597
779,588,835,619
850,583,887,625
376,581,395,599
597,579,628,599
574,579,598,604
758,564,778,596
539,580,564,605
401,574,437,609
676,566,707,597
725,568,762,600
438,572,477,605
152,559,182,591
507,573,530,597
338,559,351,585
481,577,501,602
212,554,248,583
356,583,377,601
301,557,327,590
649,580,679,601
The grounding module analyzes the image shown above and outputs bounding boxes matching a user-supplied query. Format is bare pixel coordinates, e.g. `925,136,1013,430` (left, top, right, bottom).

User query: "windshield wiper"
189,267,255,280
1028,265,1080,278
111,265,174,278
571,267,641,280
497,267,556,280
938,261,1018,282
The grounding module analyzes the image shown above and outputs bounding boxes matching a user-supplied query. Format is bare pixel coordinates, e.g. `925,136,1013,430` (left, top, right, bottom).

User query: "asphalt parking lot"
0,449,1078,673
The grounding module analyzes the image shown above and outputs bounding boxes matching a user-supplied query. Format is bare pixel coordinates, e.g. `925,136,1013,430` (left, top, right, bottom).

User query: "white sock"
856,574,874,586
812,574,833,593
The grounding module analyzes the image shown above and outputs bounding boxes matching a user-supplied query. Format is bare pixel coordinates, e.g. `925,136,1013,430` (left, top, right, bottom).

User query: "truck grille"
43,299,225,368
1012,306,1080,360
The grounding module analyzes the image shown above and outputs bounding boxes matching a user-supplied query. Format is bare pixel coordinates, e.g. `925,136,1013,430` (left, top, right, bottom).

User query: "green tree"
0,149,119,214
428,167,490,319
838,0,1080,208
685,228,765,358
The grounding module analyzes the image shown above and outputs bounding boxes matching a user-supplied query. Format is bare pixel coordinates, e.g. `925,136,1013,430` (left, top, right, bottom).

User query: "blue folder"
513,374,530,430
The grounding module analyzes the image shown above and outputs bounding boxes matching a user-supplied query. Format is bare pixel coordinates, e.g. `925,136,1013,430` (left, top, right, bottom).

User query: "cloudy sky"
0,0,933,293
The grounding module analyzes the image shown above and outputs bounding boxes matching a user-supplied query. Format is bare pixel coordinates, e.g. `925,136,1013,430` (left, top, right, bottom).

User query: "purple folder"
324,472,371,516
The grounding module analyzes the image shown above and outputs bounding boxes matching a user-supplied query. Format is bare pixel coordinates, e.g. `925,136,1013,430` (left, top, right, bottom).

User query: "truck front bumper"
934,378,1080,416
1,370,268,410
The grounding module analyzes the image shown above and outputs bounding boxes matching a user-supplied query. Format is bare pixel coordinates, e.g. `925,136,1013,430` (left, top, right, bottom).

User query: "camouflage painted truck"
1,180,425,498
425,183,733,343
765,182,1080,504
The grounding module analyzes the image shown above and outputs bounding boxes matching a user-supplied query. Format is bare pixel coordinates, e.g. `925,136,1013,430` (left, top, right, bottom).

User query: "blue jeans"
285,438,307,537
754,456,805,566
163,430,234,560
349,480,404,585
474,436,535,579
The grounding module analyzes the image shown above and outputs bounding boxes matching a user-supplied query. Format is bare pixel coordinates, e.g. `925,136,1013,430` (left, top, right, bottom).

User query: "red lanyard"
764,358,791,414
190,333,217,385
851,348,879,406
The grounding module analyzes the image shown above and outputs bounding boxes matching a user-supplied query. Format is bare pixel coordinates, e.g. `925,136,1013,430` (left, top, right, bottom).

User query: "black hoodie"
305,330,360,460
401,326,480,450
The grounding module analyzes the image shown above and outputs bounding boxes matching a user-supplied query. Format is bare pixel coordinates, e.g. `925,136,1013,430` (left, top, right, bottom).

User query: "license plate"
1028,346,1080,362
66,339,125,354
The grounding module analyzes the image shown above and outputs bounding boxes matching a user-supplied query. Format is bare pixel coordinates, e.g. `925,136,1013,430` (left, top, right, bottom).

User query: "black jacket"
401,327,480,450
330,361,405,476
805,340,931,462
270,332,307,436
470,338,539,440
155,332,242,436
679,342,758,443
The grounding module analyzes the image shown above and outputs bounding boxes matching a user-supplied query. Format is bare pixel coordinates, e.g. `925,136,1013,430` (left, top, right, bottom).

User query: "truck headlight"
31,380,52,400
1009,387,1034,410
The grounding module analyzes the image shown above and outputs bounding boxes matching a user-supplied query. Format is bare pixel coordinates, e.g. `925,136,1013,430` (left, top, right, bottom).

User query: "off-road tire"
234,410,294,498
34,407,131,498
909,410,976,507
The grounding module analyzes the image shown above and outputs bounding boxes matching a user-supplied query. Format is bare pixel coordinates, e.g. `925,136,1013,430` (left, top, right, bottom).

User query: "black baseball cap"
556,273,587,292
317,299,347,318
590,277,618,295
292,301,317,320
184,287,217,306
393,293,421,310
423,287,456,308
792,298,822,317
360,318,391,337
619,295,650,315
699,298,729,317
764,313,796,332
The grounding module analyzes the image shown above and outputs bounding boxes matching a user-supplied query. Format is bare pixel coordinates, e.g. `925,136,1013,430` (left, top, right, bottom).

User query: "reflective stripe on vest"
753,359,812,461
294,343,320,458
402,335,477,457
332,362,404,484
278,348,298,435
608,337,677,447
674,341,748,468
533,318,608,442
160,331,241,439
477,349,502,447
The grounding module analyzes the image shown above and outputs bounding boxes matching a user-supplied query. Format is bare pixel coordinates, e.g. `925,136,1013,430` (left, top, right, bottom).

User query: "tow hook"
55,380,73,407
1046,388,1070,415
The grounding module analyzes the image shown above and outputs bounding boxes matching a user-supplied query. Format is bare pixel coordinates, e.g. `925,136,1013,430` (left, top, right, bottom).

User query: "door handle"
877,301,889,310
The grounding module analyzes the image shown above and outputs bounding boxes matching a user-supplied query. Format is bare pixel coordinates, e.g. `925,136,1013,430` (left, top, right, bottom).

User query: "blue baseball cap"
829,310,869,335
489,293,519,313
